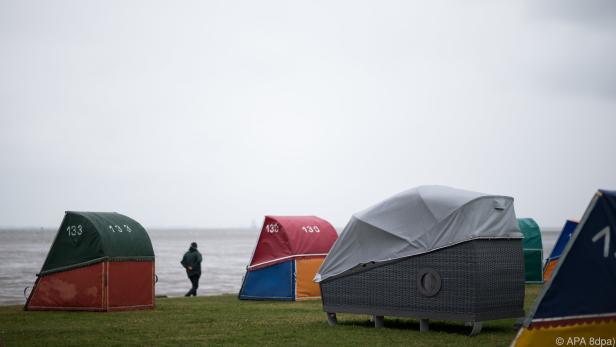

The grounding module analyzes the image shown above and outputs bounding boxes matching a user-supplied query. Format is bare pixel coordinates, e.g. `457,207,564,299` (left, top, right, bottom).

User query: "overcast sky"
1,0,615,229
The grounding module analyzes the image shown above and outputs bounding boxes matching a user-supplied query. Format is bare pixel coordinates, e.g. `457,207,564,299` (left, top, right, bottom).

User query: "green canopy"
40,211,154,275
517,218,544,283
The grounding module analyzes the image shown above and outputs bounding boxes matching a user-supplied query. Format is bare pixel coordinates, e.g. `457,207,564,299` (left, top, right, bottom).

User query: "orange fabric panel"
107,261,154,310
295,257,324,299
512,320,616,347
543,259,558,281
26,262,104,311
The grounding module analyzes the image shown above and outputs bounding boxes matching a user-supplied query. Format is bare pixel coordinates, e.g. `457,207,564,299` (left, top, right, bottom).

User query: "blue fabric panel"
547,220,578,260
239,260,295,300
534,190,616,319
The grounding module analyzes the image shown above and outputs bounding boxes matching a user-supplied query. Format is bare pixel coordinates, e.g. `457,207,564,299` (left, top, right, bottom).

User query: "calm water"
0,227,559,305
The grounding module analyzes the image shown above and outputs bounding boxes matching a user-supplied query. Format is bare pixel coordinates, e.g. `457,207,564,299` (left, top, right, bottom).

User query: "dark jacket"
181,247,202,276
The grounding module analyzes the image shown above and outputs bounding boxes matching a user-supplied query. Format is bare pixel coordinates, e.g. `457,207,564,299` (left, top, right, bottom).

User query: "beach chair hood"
316,185,521,282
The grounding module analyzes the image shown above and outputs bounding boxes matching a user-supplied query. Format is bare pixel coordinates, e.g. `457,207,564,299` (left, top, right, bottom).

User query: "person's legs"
185,274,196,296
192,273,200,296
188,273,200,296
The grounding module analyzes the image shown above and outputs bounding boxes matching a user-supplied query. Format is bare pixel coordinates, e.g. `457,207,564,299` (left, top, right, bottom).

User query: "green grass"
0,285,542,347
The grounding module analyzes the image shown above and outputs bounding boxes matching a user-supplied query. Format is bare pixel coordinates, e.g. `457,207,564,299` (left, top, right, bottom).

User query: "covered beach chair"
517,218,544,283
512,190,616,346
25,211,155,311
239,216,338,301
543,220,577,281
316,186,525,335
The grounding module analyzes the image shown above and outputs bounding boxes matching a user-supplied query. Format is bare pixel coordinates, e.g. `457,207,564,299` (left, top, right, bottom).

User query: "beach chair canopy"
316,185,522,282
41,211,154,275
543,220,578,281
548,220,578,261
247,215,338,270
517,218,544,283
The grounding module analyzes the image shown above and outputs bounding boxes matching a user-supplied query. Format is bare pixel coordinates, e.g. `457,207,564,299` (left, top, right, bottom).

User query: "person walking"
181,242,202,297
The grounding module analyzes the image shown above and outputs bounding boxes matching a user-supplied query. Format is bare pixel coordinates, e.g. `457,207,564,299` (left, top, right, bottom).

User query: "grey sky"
1,1,615,228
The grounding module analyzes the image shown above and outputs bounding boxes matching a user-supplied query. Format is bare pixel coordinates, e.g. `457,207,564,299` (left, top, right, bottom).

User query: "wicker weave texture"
320,239,524,321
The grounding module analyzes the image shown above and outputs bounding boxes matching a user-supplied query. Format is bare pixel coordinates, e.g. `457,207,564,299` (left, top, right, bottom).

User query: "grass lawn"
0,285,541,347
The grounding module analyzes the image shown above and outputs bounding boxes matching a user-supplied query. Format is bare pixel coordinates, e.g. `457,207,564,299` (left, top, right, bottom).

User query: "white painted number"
302,225,320,233
108,225,132,233
591,226,612,258
66,225,83,237
266,223,279,233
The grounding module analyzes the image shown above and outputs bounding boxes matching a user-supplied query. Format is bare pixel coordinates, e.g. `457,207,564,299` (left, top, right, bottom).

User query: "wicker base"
320,239,525,325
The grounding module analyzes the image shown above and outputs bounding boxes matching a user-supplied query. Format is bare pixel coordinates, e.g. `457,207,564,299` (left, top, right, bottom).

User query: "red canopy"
248,216,338,270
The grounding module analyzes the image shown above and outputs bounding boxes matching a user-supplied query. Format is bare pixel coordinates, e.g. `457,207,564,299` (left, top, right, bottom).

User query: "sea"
0,227,560,306
0,228,258,305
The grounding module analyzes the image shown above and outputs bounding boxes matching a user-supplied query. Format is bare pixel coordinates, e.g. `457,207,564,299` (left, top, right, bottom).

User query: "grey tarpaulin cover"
315,185,522,282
